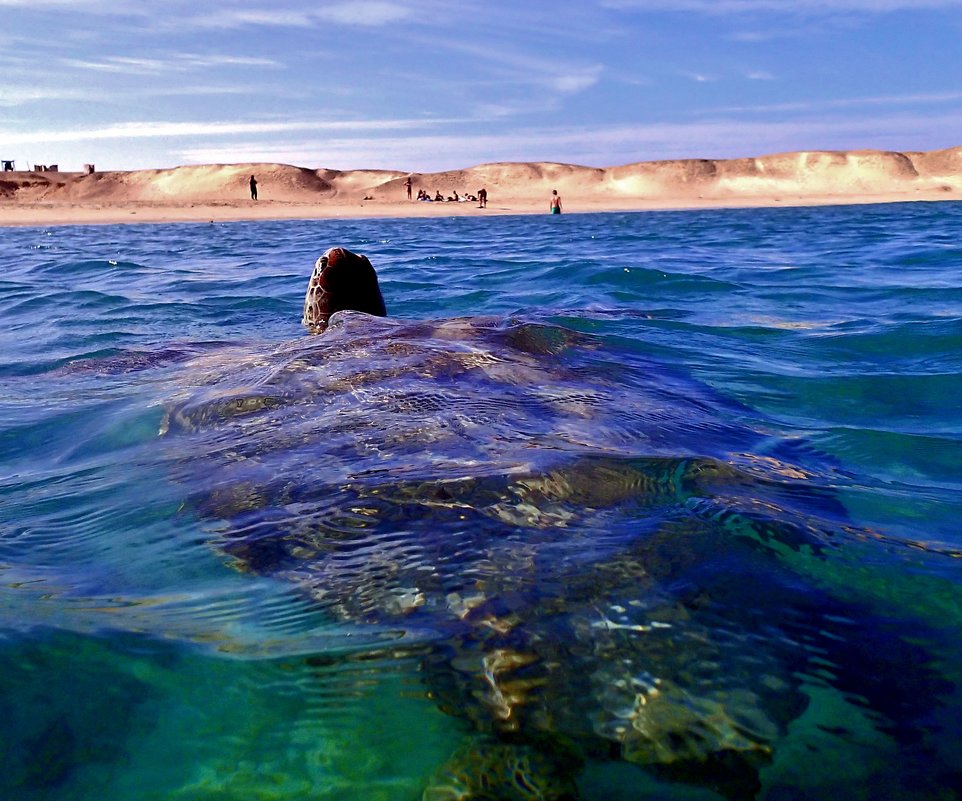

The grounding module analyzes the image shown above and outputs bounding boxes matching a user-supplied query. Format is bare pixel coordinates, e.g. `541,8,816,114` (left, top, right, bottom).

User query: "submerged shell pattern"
159,312,944,800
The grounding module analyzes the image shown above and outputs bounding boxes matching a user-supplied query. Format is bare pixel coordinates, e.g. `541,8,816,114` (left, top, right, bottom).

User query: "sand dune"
1,146,959,226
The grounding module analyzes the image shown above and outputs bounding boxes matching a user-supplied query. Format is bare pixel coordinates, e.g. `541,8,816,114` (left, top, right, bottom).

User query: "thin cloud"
683,72,718,83
472,97,565,119
188,9,315,28
551,66,605,94
315,1,412,25
0,83,268,108
601,0,962,13
706,90,962,114
190,1,413,29
0,0,112,6
175,53,283,69
173,110,962,171
59,52,282,75
0,117,461,145
422,38,605,97
0,87,97,106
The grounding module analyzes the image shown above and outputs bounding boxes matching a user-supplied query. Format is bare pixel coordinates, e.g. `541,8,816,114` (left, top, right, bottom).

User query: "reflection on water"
1,206,961,799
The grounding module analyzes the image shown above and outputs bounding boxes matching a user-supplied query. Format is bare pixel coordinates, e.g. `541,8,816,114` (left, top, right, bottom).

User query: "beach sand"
1,146,960,227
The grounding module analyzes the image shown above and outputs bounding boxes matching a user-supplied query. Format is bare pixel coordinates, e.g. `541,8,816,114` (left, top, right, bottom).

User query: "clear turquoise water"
1,204,961,800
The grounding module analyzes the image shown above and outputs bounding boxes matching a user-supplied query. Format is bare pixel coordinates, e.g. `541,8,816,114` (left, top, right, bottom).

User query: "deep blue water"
1,204,961,800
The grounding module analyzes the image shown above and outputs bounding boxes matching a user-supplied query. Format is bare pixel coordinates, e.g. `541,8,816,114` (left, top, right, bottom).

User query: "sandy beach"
1,146,960,227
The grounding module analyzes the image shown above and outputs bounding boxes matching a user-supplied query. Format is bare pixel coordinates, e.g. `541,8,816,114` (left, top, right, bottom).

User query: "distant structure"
2,160,13,172
83,164,95,175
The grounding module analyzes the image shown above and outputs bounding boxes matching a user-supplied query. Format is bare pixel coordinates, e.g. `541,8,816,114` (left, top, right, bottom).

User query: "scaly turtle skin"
302,246,386,333
157,249,947,801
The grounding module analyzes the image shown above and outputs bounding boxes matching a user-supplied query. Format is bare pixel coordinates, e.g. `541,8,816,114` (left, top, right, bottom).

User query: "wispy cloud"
0,87,97,106
0,0,113,6
0,117,460,145
472,98,564,119
190,1,414,29
551,65,605,94
601,0,962,13
314,1,413,25
172,109,962,171
0,83,270,108
187,9,314,28
59,52,282,75
423,38,604,98
705,90,962,115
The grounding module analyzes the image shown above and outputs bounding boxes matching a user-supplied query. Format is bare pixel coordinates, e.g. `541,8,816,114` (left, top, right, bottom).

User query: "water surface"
1,203,961,800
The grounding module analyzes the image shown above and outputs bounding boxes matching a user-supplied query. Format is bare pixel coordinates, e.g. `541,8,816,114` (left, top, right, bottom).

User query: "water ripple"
2,204,962,799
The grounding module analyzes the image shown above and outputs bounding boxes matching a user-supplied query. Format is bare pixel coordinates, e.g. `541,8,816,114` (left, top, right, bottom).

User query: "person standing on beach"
405,176,413,200
249,175,258,201
550,189,562,214
478,187,487,208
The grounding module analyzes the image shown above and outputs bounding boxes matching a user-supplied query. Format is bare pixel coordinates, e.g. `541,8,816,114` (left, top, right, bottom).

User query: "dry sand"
1,146,960,227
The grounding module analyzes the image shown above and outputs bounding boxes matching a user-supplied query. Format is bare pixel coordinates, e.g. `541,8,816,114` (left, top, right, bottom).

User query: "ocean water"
1,203,961,801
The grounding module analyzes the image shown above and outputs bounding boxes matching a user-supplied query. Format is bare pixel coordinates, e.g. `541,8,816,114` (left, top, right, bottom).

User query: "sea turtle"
157,248,949,800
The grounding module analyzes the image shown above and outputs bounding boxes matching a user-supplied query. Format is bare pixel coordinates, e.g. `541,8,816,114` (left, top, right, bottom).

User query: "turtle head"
302,247,387,333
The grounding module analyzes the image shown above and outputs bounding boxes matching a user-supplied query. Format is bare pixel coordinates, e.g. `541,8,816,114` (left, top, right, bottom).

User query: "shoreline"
1,189,958,228
2,146,959,227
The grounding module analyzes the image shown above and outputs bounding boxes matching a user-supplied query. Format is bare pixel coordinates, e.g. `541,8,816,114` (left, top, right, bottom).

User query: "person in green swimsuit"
550,189,562,214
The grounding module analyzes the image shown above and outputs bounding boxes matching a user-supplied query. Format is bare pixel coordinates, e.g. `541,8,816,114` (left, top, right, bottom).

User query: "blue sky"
2,0,961,171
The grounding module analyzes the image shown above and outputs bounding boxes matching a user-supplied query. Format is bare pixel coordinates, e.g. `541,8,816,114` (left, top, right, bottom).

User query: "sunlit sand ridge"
1,145,959,226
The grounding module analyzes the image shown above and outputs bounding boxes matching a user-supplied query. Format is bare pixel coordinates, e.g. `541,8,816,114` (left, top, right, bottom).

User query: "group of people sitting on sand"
404,177,488,208
415,187,488,207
